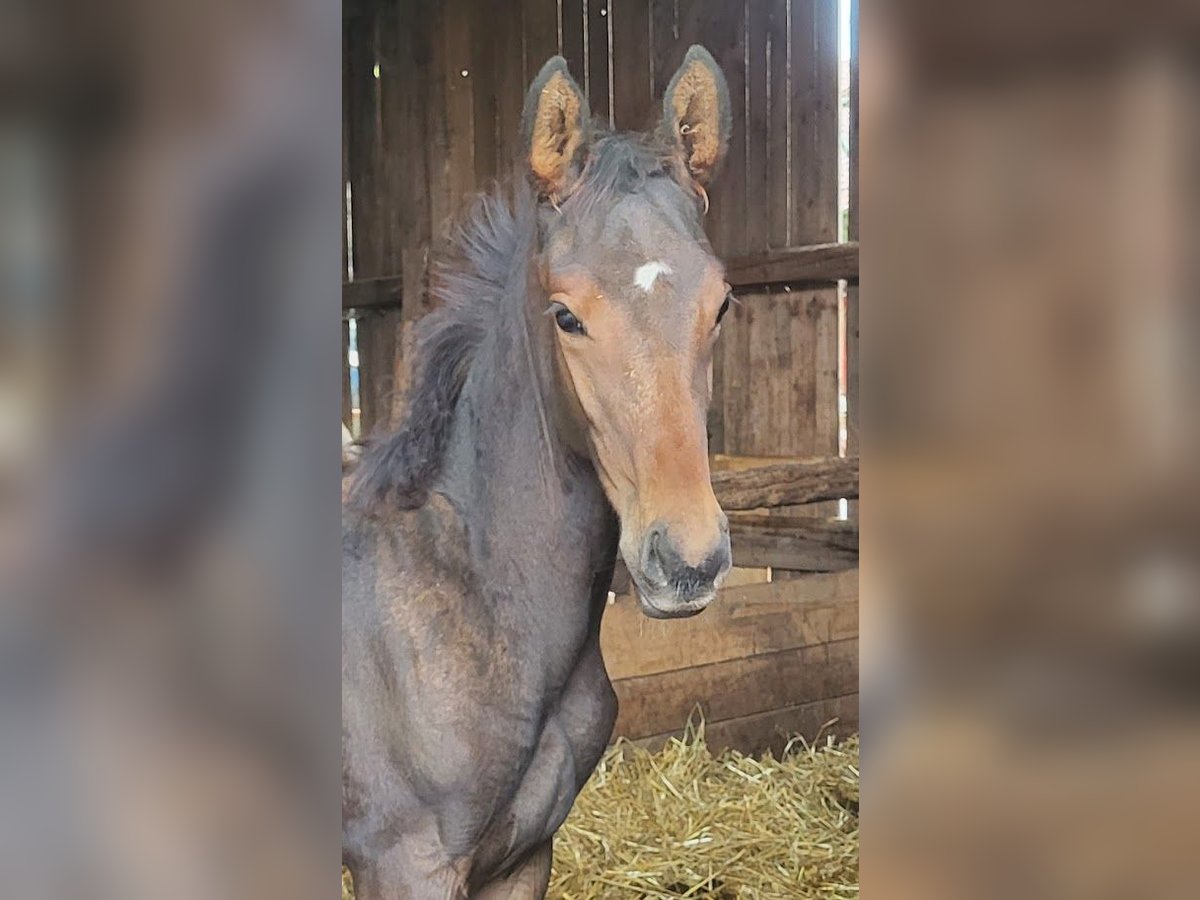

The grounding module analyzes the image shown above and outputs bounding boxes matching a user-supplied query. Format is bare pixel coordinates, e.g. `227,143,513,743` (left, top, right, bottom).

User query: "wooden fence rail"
342,242,860,312
711,456,859,510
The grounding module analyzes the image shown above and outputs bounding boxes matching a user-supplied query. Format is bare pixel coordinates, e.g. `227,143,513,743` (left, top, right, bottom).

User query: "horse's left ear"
660,45,732,187
521,56,590,200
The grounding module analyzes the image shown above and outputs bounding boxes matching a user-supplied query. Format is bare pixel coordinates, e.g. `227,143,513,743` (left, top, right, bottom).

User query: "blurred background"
0,0,341,898
3,0,1200,897
863,2,1200,897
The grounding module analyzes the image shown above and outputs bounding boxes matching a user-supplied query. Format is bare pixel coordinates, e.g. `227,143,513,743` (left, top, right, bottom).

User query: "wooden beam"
612,638,858,741
343,276,402,311
729,513,858,571
711,455,859,510
725,241,859,289
628,692,859,756
601,571,858,679
342,244,857,308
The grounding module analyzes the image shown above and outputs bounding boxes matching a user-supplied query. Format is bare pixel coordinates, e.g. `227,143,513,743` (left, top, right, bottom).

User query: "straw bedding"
343,723,859,898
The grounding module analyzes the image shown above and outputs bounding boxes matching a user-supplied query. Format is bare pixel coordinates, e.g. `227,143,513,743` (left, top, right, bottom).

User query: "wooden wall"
603,570,858,756
342,0,858,753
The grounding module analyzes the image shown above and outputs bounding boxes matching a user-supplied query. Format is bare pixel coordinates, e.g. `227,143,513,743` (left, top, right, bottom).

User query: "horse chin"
633,584,716,620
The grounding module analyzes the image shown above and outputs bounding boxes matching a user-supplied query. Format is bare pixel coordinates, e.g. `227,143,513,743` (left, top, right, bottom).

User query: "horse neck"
440,258,618,622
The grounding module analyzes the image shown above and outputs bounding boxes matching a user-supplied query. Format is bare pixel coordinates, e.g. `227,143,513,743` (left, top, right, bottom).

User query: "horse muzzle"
629,520,731,618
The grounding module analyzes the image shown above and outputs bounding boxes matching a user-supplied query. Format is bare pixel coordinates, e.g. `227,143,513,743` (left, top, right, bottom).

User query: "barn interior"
341,0,859,757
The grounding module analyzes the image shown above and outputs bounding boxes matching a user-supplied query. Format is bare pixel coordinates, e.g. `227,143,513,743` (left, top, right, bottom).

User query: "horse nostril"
641,523,670,586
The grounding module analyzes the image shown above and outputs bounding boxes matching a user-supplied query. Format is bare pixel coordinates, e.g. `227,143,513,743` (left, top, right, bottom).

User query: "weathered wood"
790,0,839,245
611,0,652,131
766,0,789,247
586,0,612,127
629,693,859,756
813,290,840,459
342,275,402,310
612,638,858,740
725,242,859,288
441,0,476,224
600,570,858,679
345,7,383,277
745,292,775,452
471,0,498,186
789,0,840,489
373,0,410,281
771,292,800,455
699,0,746,259
379,0,433,321
493,0,527,176
710,455,858,510
648,0,677,98
745,2,770,253
559,0,585,83
423,0,450,238
729,513,857,571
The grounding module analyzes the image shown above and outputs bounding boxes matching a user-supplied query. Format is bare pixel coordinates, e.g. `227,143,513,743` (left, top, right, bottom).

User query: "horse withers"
343,46,734,899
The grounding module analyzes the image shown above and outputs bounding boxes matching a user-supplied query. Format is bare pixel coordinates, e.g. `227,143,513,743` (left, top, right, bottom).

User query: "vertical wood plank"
471,0,499,187
650,0,699,104
494,0,528,177
586,0,612,127
813,290,840,457
745,0,770,253
559,0,586,86
373,0,406,279
672,0,706,69
769,291,797,454
746,289,775,453
787,0,840,524
698,0,746,259
425,0,452,240
648,0,677,98
789,290,816,455
442,0,476,223
381,0,433,304
346,6,383,277
766,0,789,247
381,0,436,426
611,0,652,131
790,0,839,244
523,0,561,83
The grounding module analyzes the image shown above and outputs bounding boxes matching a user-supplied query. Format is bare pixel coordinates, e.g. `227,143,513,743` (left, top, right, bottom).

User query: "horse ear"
660,45,731,186
521,56,590,200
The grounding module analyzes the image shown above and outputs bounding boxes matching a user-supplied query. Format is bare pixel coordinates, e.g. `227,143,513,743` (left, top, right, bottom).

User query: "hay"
342,722,859,899
549,721,859,899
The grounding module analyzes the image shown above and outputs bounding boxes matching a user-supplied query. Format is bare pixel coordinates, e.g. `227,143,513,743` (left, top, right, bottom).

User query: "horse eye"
716,293,732,326
554,306,586,335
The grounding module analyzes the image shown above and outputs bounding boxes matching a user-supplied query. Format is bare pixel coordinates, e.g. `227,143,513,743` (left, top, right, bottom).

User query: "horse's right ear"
521,57,589,201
